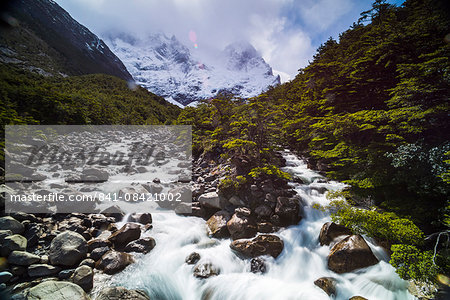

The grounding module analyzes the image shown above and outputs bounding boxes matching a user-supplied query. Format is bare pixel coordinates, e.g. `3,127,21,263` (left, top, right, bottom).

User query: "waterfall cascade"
104,150,415,300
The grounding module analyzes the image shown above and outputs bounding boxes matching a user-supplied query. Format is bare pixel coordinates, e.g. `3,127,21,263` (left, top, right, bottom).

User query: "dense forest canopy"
0,64,180,126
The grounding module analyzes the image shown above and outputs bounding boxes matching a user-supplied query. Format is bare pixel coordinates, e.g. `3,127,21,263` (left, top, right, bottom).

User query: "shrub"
248,164,291,181
390,244,439,283
328,200,424,245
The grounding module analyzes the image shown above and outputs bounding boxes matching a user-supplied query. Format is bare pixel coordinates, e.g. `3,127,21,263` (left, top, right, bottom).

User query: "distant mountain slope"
0,0,132,80
104,33,280,105
0,63,180,125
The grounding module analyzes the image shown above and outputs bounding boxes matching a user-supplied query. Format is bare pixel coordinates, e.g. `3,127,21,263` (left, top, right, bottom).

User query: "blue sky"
55,0,404,82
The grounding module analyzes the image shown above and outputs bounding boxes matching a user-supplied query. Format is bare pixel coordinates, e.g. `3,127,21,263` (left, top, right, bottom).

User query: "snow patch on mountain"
103,33,280,105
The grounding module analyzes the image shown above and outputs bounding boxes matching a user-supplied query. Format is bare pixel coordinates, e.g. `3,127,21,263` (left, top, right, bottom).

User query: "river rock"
58,269,75,280
79,258,95,268
230,234,284,258
185,252,200,265
198,192,223,209
255,205,273,218
227,209,257,240
28,264,61,277
8,251,40,266
206,210,231,238
27,280,89,300
275,196,301,226
24,224,42,247
124,237,156,254
95,286,150,300
100,206,125,222
96,250,134,275
108,223,141,250
49,231,88,266
1,234,27,256
228,195,245,206
0,216,24,234
71,265,94,292
81,168,109,182
319,222,352,246
127,213,152,225
257,222,275,233
250,257,267,273
0,230,12,241
87,238,111,252
0,271,12,284
193,262,220,278
327,235,379,273
314,277,337,296
90,246,111,261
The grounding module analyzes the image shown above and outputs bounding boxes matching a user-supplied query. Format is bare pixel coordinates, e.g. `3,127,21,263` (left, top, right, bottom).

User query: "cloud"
248,15,314,81
55,0,371,79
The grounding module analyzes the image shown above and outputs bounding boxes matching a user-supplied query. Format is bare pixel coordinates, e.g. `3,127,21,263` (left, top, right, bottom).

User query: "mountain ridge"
0,0,132,80
104,32,280,105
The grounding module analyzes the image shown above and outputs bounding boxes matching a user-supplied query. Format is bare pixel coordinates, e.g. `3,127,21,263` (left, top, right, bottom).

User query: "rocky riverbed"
0,149,416,299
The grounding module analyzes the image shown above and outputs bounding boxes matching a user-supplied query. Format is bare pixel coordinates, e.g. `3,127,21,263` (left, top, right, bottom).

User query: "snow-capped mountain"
103,33,280,105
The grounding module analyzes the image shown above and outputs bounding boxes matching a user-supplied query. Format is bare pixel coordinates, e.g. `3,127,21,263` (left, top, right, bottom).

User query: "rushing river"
105,150,415,300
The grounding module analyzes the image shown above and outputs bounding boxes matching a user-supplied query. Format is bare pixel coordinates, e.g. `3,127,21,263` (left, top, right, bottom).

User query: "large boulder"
124,237,156,254
108,223,141,250
319,222,352,246
0,216,24,234
0,234,27,256
206,210,231,238
71,265,94,292
49,231,88,266
314,277,337,296
96,250,134,275
27,280,89,300
8,251,40,266
198,192,223,209
100,205,126,222
274,196,301,226
230,234,284,258
227,208,257,240
95,286,150,300
327,235,379,273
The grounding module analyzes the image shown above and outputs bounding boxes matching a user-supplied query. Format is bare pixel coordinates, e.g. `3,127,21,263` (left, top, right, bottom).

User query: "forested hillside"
0,65,180,126
178,0,450,284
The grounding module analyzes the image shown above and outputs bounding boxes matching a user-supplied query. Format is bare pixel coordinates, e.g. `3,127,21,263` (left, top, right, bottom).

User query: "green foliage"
223,139,257,154
329,200,424,245
257,0,450,231
175,0,450,284
218,175,248,198
390,244,438,283
0,64,180,126
248,165,291,181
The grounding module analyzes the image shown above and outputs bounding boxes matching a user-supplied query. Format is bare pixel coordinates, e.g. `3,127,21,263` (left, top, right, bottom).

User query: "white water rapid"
103,150,415,300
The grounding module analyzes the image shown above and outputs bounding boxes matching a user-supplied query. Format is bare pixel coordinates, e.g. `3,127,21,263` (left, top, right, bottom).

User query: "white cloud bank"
55,0,371,82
